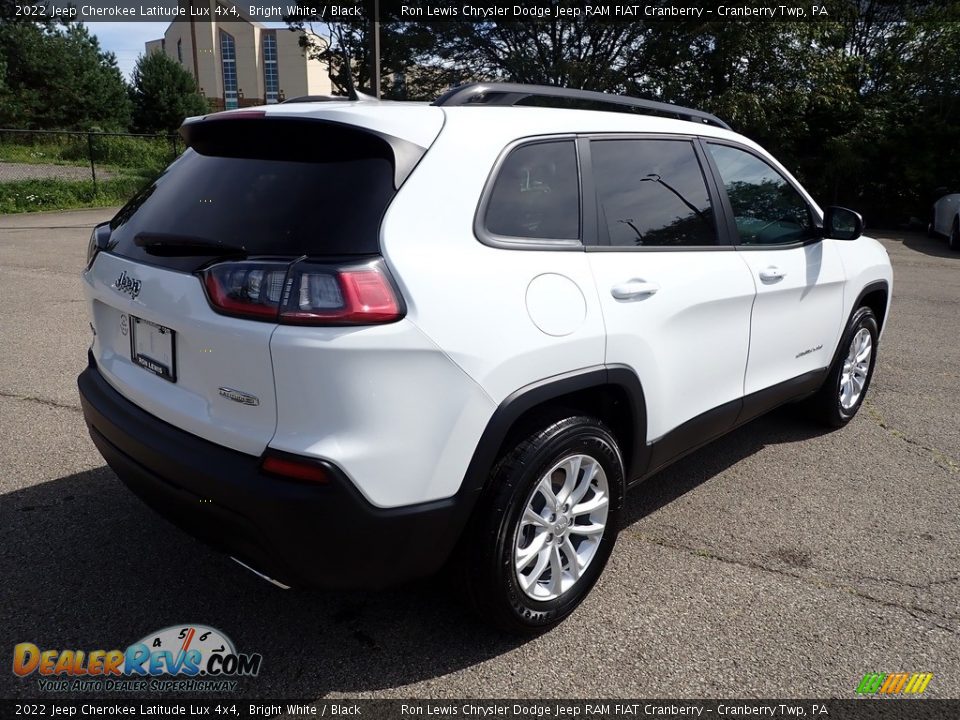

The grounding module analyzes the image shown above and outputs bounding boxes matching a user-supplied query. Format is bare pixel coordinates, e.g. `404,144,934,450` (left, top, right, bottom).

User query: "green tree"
129,51,208,133
285,4,960,226
286,19,452,99
0,21,131,130
428,20,647,92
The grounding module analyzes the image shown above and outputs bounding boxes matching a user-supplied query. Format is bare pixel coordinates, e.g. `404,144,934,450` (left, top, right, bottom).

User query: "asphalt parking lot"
1,208,958,700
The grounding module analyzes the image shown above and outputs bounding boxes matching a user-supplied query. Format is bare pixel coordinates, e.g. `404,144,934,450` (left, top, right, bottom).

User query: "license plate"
130,316,177,382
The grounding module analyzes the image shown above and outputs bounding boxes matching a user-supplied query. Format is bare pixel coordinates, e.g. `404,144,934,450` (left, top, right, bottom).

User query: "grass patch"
0,175,151,213
0,134,178,173
0,140,89,167
65,135,175,173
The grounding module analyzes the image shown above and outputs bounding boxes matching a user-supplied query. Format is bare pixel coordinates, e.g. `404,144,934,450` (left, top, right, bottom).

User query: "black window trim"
580,133,736,253
701,138,825,252
474,134,584,251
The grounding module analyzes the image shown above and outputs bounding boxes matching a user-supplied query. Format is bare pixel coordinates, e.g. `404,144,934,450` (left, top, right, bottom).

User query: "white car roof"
186,98,748,150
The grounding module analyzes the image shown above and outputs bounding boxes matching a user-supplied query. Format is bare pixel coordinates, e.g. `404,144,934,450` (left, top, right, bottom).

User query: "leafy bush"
59,134,175,172
1,139,58,164
0,132,178,173
0,176,150,213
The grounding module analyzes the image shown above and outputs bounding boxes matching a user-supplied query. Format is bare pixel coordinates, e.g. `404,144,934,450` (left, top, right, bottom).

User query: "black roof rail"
281,91,379,104
281,95,343,104
432,82,731,131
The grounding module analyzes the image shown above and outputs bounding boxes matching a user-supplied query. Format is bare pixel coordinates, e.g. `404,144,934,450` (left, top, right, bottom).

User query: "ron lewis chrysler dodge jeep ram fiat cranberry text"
78,84,892,632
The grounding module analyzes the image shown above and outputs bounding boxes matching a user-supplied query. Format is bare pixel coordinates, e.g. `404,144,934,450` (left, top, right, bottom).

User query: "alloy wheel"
513,454,610,601
840,327,872,411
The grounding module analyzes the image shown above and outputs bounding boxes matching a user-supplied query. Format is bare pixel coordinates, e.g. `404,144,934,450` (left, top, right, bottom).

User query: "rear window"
483,140,580,242
108,119,402,271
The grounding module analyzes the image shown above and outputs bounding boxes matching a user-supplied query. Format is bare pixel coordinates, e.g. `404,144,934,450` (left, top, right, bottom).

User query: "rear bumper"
77,358,477,590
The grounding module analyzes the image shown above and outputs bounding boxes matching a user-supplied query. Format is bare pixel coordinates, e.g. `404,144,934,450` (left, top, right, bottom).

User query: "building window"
177,38,182,63
263,32,279,104
220,30,238,110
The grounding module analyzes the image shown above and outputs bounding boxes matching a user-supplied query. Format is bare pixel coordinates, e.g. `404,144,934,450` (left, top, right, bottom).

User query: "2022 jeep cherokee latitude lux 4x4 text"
78,83,892,632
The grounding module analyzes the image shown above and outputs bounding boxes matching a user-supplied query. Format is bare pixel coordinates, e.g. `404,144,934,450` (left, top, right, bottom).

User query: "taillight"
200,258,404,325
281,262,401,324
85,222,110,270
203,261,289,319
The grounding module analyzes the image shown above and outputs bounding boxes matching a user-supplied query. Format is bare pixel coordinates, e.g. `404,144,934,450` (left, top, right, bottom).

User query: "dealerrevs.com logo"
13,625,262,693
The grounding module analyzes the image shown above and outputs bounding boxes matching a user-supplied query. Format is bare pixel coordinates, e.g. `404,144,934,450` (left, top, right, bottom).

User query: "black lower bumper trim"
77,362,477,589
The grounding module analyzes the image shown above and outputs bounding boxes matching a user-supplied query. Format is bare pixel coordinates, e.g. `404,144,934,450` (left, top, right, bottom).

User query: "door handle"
758,266,787,282
611,279,660,300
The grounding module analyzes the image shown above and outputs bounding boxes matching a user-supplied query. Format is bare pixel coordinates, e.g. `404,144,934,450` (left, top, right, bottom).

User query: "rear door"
703,141,846,397
84,117,409,455
584,136,756,468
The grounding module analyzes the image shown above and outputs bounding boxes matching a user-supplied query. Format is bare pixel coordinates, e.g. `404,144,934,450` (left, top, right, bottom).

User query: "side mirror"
823,206,863,241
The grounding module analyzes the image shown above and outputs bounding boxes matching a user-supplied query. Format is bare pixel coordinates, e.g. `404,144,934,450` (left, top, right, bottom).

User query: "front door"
704,142,846,397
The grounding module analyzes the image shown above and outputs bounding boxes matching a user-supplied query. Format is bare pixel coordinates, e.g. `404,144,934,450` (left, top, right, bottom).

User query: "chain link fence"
0,129,182,214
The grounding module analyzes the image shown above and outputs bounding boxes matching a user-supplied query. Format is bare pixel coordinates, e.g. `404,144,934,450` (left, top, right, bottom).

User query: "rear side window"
591,139,718,247
108,119,403,272
483,140,580,242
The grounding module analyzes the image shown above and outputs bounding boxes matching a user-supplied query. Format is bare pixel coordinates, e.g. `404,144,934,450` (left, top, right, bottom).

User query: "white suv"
79,83,893,632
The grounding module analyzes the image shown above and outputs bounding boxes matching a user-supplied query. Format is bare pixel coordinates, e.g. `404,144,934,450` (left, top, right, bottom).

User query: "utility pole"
370,0,381,98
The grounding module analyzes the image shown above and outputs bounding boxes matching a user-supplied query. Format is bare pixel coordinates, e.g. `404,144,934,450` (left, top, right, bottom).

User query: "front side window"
484,140,580,241
591,139,718,247
707,143,815,245
263,33,279,104
220,31,238,110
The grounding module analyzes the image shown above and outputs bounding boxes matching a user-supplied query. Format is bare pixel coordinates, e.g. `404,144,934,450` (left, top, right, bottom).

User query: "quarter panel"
380,118,607,406
268,320,496,508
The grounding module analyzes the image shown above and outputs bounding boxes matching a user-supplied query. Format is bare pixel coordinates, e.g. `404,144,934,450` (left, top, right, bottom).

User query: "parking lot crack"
629,532,960,634
855,574,960,591
864,403,959,474
0,390,81,413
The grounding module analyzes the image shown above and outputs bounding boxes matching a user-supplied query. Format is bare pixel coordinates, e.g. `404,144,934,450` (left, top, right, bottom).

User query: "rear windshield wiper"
134,233,248,258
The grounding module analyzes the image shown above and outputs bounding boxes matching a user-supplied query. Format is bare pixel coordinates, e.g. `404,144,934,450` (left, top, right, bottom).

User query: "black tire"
805,306,879,428
950,219,960,252
462,416,625,634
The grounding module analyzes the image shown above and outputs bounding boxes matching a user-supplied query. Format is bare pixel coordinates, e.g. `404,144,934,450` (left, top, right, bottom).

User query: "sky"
87,23,169,79
87,22,287,80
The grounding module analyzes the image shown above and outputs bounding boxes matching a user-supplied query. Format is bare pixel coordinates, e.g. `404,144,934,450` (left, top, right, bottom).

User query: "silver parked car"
929,189,960,251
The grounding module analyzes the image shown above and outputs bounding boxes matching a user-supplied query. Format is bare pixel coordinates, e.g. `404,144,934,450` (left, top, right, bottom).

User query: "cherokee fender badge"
795,344,824,359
